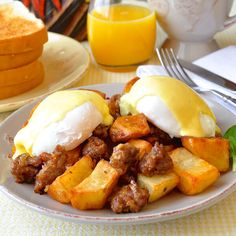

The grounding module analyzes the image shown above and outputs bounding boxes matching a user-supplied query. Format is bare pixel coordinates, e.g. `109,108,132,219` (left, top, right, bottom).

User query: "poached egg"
120,76,217,138
13,90,113,159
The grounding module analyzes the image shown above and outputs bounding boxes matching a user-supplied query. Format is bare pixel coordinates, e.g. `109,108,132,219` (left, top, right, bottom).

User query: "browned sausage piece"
61,146,81,167
108,94,121,119
110,180,149,213
11,153,43,183
145,123,174,145
82,136,109,164
34,145,80,194
118,170,137,186
109,143,138,176
93,124,110,139
139,143,173,176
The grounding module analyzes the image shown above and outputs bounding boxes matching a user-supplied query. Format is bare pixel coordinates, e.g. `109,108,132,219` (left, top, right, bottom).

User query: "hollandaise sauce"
13,90,113,158
87,4,156,67
120,76,216,137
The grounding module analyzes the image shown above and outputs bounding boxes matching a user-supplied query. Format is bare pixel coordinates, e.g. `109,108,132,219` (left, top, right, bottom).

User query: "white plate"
0,32,90,113
0,83,236,225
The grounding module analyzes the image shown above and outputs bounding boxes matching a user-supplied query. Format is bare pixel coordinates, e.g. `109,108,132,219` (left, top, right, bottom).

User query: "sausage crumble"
110,180,149,213
139,143,173,176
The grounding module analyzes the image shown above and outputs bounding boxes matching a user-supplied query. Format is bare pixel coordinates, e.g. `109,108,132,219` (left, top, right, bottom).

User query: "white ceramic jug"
148,0,236,61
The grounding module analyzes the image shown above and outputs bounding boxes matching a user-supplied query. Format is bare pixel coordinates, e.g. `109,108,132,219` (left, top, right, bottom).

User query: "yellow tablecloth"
1,3,236,235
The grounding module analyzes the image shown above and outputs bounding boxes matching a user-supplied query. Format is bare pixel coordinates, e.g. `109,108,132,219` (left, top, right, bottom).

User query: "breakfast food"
120,76,217,137
10,77,232,214
70,159,119,210
0,71,44,100
181,137,230,172
137,172,179,203
12,90,113,159
47,155,94,204
0,46,43,71
169,148,220,195
0,1,48,54
0,60,44,99
0,1,48,98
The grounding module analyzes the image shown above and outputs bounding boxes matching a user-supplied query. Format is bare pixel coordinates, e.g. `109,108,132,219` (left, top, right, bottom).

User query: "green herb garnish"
224,125,236,172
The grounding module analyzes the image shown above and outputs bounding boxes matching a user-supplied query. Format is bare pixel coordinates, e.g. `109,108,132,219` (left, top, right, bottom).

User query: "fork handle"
211,90,236,108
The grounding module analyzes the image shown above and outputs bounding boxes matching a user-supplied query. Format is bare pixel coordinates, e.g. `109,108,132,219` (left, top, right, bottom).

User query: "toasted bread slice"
0,2,48,54
0,46,43,71
0,59,44,87
0,61,44,99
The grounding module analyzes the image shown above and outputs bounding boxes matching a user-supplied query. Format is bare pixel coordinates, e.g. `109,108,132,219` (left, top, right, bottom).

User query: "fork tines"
156,48,194,87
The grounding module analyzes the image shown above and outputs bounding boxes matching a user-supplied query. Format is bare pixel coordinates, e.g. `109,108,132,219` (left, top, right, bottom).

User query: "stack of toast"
0,1,48,99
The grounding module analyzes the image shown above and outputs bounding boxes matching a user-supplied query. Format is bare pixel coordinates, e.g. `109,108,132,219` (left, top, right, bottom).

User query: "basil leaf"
224,125,236,172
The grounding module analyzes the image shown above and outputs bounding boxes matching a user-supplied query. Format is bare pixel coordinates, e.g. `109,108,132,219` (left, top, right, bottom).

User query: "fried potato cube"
169,148,220,195
47,156,94,203
128,139,152,160
137,172,179,203
109,114,150,142
70,160,119,210
123,77,140,93
181,137,230,172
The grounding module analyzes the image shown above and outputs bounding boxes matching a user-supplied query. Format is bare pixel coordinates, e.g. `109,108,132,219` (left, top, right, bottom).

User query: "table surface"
1,3,236,236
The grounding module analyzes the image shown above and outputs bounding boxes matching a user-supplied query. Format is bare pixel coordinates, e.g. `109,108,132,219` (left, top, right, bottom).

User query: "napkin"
136,46,236,99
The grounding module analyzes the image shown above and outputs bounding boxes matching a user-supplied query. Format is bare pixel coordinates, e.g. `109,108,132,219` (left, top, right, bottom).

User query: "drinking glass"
87,0,157,70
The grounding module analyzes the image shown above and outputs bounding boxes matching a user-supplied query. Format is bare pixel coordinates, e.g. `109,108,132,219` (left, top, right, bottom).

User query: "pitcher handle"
224,14,236,29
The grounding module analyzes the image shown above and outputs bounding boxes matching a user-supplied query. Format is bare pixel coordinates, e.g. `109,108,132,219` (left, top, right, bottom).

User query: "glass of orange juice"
87,0,156,70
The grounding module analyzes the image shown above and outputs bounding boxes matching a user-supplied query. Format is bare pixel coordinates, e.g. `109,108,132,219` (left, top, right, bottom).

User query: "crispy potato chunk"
128,139,152,160
137,172,179,203
123,77,140,93
109,114,150,143
181,137,230,172
169,148,220,195
47,156,94,203
70,160,119,210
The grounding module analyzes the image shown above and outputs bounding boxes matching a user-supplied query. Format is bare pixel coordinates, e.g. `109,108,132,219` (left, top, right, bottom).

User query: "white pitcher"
148,0,236,61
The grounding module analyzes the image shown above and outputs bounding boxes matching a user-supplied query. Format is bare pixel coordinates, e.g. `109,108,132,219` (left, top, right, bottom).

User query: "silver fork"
156,48,236,108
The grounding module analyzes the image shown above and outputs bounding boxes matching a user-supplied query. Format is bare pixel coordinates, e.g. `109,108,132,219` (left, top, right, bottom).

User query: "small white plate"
0,83,236,225
0,32,90,113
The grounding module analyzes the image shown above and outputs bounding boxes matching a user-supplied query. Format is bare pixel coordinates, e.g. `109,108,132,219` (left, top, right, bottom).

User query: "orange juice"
87,4,156,67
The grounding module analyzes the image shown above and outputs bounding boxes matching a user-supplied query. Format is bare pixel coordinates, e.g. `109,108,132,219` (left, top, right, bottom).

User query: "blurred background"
18,0,88,41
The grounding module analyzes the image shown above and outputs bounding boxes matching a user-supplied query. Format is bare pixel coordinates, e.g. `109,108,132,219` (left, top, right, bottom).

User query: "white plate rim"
1,174,236,225
0,83,236,225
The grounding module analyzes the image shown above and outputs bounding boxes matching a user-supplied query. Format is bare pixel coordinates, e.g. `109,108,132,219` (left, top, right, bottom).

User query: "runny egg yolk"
120,76,217,137
13,90,113,158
